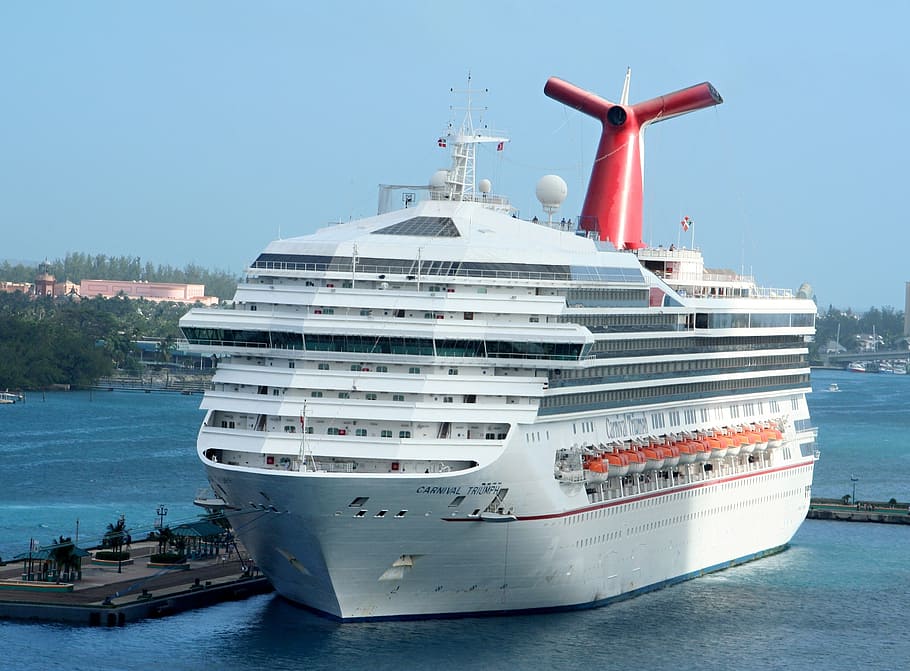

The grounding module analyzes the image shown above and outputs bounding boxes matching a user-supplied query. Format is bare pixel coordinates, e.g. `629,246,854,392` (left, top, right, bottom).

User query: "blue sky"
2,1,907,310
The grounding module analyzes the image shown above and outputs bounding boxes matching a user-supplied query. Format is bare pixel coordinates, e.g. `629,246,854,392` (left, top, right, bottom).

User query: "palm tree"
103,516,126,553
103,515,129,573
48,536,76,582
156,526,174,555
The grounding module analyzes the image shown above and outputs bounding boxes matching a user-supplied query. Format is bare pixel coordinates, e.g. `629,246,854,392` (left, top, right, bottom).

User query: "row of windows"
251,253,644,284
540,374,809,414
560,312,813,333
568,465,812,530
562,313,679,332
182,327,587,361
589,334,806,357
550,353,806,388
575,484,806,547
564,287,650,308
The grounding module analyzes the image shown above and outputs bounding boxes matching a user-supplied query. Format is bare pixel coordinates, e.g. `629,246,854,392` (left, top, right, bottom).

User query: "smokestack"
544,75,723,249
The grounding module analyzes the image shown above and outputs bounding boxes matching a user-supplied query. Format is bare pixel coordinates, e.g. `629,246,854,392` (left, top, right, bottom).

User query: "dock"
808,497,910,525
0,540,272,626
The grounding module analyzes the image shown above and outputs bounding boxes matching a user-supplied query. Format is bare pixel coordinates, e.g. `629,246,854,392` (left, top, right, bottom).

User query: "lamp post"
851,475,859,506
156,504,168,530
117,513,125,574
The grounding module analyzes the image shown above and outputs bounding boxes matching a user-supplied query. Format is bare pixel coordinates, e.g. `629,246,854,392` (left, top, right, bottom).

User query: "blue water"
2,370,910,671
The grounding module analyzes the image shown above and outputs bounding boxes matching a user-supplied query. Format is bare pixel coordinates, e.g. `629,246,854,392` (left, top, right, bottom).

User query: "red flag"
681,216,692,232
438,137,447,148
496,141,504,151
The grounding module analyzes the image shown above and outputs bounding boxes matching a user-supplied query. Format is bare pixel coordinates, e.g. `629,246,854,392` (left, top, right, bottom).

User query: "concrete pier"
808,497,910,524
0,540,272,625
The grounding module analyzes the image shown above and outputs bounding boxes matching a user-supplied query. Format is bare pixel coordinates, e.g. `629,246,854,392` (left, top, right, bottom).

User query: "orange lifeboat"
583,455,609,483
751,427,769,452
740,431,758,455
625,449,646,474
676,440,698,465
691,439,711,462
662,442,681,468
641,446,665,470
767,427,784,448
603,451,630,477
705,435,728,459
760,426,783,448
725,431,743,457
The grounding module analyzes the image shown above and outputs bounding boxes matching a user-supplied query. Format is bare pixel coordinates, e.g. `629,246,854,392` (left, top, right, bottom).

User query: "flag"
438,137,447,148
681,216,692,232
496,141,504,151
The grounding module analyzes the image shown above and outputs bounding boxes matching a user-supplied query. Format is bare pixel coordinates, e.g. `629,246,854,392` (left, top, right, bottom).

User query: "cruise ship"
179,72,818,621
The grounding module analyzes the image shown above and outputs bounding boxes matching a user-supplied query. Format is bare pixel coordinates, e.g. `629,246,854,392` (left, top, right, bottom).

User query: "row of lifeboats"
581,424,784,483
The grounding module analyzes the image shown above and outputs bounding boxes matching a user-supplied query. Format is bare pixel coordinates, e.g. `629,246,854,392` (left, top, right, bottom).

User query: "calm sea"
2,369,910,671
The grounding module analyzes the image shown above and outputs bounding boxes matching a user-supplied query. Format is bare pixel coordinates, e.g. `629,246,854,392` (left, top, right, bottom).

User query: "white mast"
441,73,508,202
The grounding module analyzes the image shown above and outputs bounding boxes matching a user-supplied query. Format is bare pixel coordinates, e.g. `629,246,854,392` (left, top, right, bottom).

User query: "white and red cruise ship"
179,72,818,620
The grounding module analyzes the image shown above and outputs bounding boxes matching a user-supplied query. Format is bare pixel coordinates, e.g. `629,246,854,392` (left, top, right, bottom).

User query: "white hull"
208,441,814,620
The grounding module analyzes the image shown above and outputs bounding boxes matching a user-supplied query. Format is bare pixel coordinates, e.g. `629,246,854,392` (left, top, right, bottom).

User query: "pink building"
79,279,219,305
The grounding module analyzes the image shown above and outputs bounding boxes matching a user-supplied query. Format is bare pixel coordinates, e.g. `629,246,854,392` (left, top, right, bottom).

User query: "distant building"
0,281,31,294
79,279,218,305
25,262,78,298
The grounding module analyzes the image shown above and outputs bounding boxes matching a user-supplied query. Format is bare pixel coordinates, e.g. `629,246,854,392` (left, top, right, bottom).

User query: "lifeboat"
583,455,609,483
725,431,743,457
751,427,769,452
676,440,698,465
661,442,681,468
691,439,711,462
602,451,630,477
739,431,758,455
760,426,783,449
625,449,646,474
705,435,728,459
641,446,665,471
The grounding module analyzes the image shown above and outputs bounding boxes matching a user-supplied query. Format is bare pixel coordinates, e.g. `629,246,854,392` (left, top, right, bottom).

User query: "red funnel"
544,76,722,249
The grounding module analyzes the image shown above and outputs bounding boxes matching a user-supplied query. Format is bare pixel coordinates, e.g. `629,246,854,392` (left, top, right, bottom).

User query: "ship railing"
249,260,589,283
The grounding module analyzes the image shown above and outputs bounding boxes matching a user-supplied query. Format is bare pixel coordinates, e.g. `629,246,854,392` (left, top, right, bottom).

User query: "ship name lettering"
416,486,464,495
465,485,500,496
605,412,649,440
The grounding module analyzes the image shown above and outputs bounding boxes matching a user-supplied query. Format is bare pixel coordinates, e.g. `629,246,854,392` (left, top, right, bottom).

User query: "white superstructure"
179,75,817,621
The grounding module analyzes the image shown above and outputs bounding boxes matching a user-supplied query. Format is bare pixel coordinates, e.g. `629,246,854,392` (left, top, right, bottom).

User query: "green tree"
48,535,78,582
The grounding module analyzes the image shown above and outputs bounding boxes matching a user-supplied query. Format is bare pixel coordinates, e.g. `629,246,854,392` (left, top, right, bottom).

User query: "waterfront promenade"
0,539,271,625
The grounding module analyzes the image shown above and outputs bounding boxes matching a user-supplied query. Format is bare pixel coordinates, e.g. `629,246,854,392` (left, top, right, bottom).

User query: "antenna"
439,74,508,202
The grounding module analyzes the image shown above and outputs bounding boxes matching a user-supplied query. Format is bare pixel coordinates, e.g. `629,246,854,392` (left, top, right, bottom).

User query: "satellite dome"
536,175,568,217
430,170,448,188
797,282,814,300
478,179,492,194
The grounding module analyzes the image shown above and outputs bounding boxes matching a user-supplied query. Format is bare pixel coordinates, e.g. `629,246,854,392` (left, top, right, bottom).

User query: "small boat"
675,441,698,465
602,451,630,477
583,455,609,483
827,383,840,392
625,449,646,474
641,446,665,471
847,362,866,373
0,391,23,404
